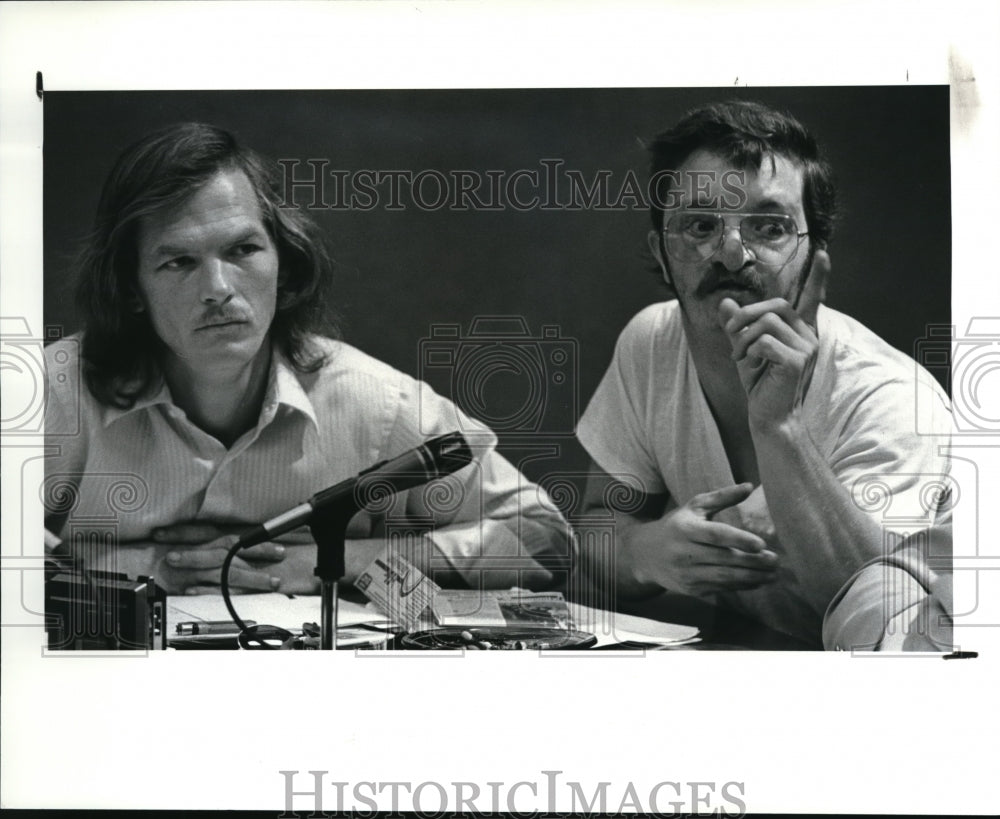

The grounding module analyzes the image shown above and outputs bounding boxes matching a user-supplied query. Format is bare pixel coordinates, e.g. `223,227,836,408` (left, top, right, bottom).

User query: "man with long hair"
45,122,570,595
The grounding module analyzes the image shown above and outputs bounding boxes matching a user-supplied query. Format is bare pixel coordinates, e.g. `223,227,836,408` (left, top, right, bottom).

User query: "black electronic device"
45,567,166,651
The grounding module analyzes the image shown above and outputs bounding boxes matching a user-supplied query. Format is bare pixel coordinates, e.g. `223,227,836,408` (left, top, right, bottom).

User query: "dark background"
43,87,950,507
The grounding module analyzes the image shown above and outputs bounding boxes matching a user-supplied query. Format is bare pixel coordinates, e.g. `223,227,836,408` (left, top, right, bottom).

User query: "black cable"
219,538,254,635
220,538,293,650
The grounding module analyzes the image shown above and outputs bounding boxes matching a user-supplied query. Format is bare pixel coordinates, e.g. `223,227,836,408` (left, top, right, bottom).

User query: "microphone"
236,431,474,550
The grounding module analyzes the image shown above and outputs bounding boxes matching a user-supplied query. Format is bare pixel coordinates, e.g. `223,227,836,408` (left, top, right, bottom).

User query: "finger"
721,297,792,331
190,565,281,592
238,542,288,563
720,298,809,338
718,297,741,328
728,314,812,362
153,522,229,544
689,484,756,516
743,334,808,371
723,299,814,341
690,541,780,568
165,541,242,570
228,567,282,591
795,248,830,329
689,520,770,554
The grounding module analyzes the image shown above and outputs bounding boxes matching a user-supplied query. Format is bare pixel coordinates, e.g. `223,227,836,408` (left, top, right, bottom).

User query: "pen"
175,620,255,636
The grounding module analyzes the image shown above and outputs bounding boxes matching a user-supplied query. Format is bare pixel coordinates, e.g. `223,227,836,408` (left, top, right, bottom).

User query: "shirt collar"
259,347,319,432
100,376,174,428
100,346,319,432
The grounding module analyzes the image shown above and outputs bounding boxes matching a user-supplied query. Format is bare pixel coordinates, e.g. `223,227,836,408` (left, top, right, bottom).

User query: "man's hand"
718,249,831,429
627,483,780,597
103,522,289,595
733,483,777,546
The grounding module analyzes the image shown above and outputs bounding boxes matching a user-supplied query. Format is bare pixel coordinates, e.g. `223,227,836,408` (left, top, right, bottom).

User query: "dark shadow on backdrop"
43,87,951,504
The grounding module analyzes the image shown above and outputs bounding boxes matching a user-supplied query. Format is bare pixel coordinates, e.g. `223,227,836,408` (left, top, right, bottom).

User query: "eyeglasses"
662,211,808,265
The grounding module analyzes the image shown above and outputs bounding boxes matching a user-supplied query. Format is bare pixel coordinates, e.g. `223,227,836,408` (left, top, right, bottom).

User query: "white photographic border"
2,1,998,813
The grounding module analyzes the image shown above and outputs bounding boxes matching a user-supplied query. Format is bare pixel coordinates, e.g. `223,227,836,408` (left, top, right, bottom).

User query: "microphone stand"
230,432,473,649
307,501,356,651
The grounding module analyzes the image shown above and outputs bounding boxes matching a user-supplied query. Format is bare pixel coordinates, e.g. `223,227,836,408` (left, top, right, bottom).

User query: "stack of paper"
567,603,699,648
166,593,396,647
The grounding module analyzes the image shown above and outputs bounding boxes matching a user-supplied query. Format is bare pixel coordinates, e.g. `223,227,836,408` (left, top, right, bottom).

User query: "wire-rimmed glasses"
663,211,808,265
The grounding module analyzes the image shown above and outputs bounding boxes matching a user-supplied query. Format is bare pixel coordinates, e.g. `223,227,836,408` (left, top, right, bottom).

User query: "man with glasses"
576,100,952,648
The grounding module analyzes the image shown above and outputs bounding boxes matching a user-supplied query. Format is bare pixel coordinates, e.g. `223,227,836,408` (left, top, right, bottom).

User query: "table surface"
166,587,818,650
616,592,819,650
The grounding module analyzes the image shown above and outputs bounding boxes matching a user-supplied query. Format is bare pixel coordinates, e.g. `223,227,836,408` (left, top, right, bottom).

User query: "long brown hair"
76,122,339,407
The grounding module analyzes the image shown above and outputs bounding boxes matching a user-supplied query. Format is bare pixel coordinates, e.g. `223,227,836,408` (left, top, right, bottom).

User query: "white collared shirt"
44,334,571,588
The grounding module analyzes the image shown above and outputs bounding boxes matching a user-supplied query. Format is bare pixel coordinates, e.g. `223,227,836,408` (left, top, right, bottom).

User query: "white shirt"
576,301,952,643
44,334,571,588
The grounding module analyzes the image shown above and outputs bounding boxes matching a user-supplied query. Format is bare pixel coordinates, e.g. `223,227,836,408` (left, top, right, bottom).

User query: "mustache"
693,263,766,300
197,308,251,328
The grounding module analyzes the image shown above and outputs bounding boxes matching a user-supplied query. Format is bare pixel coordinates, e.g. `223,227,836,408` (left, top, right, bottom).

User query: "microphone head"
349,431,477,514
424,431,474,478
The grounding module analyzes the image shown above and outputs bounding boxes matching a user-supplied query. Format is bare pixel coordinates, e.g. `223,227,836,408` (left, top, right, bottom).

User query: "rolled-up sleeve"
576,307,665,493
823,520,953,652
